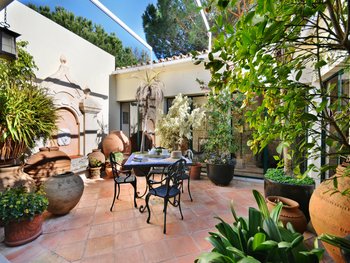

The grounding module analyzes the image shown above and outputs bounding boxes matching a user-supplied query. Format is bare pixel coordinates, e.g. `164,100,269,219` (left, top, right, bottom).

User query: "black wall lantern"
0,8,20,60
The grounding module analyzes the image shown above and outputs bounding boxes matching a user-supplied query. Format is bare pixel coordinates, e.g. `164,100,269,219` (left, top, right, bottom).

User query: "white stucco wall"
2,1,115,155
110,57,210,131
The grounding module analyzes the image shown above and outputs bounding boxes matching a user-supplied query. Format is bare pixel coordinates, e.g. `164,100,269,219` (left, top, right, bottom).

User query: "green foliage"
27,4,144,67
202,0,350,176
319,233,350,255
142,0,207,58
265,168,315,186
204,86,240,164
112,152,124,163
0,187,48,224
89,157,102,168
196,190,324,262
0,41,57,160
156,94,205,150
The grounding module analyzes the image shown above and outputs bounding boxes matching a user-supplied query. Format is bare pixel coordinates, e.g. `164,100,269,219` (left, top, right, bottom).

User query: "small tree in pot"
204,86,239,186
156,93,205,152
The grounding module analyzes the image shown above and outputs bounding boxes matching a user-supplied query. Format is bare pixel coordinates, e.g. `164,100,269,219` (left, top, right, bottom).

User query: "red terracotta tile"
191,229,212,251
176,252,201,263
89,222,114,239
166,235,200,257
58,226,90,246
114,245,146,262
80,253,115,263
142,240,174,262
114,229,142,249
138,226,166,243
84,236,114,257
55,241,85,261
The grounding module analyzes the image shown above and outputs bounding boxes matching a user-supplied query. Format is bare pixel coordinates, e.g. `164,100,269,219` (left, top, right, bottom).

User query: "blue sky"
19,0,158,56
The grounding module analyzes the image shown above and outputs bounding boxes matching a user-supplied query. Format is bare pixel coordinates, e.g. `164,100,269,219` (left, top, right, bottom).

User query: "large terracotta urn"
24,147,71,186
0,165,35,192
102,131,131,159
309,164,350,263
43,171,84,215
4,214,43,247
266,196,307,234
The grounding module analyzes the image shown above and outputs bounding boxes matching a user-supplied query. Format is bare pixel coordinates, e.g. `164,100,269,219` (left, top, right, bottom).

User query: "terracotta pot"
206,163,234,186
266,196,307,234
264,178,314,221
89,167,101,179
88,149,105,166
102,131,131,159
104,162,113,179
309,164,350,263
24,147,71,186
4,214,43,246
189,163,201,180
0,165,35,192
43,171,84,215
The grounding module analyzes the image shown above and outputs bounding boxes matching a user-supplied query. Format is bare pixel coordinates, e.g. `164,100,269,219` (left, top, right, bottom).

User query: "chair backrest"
109,152,123,178
166,158,187,190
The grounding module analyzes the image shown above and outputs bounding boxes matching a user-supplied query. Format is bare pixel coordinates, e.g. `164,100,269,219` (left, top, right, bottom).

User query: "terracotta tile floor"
0,175,329,263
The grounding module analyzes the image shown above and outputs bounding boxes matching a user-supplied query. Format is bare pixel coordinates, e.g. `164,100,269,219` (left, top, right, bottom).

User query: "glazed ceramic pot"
4,214,43,246
309,164,350,263
24,147,71,186
206,163,234,186
43,171,84,215
266,196,307,234
0,165,35,192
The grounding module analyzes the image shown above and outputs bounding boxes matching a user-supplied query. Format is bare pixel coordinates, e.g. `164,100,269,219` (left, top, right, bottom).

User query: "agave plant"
196,190,324,263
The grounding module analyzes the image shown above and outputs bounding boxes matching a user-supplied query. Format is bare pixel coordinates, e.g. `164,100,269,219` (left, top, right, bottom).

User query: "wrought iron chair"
110,152,137,211
179,149,193,201
139,158,186,234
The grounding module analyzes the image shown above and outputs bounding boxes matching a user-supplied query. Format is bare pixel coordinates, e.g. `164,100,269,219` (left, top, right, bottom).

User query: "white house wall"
113,61,210,103
3,1,115,155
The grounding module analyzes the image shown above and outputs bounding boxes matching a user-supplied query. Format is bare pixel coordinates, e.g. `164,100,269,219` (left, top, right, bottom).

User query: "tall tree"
142,0,208,58
203,0,350,176
28,4,140,67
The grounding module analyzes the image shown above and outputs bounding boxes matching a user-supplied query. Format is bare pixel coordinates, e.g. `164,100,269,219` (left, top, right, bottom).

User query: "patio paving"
0,174,328,263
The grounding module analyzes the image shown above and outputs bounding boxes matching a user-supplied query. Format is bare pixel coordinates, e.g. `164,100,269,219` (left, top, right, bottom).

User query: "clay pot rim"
266,196,299,209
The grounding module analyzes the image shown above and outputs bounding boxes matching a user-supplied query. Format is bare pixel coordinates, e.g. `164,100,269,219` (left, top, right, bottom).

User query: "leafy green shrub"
196,190,323,263
0,41,57,160
0,187,48,224
89,158,102,168
265,168,315,186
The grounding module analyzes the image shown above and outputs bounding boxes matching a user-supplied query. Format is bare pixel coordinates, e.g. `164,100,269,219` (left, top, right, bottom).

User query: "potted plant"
200,1,350,260
156,93,205,152
0,186,48,246
88,158,102,179
264,168,315,221
189,155,202,180
196,190,324,262
0,41,57,190
204,86,239,186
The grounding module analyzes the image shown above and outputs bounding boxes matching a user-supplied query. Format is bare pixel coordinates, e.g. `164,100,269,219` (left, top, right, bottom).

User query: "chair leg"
110,181,117,212
145,193,151,223
116,184,121,199
163,197,168,234
132,180,137,208
187,178,193,202
178,194,184,220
